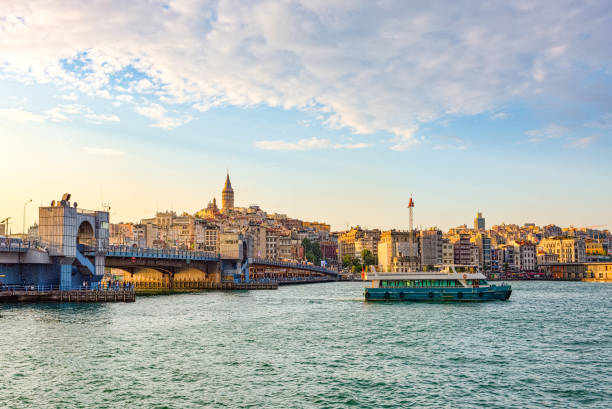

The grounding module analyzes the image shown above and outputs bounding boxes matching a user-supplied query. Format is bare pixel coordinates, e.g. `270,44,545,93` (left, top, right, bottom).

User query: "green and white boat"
363,265,512,302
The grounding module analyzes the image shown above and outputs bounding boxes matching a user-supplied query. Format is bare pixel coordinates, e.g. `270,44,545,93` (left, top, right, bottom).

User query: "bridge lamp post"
23,199,32,236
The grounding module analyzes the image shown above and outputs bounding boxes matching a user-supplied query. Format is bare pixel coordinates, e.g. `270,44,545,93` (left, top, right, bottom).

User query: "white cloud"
0,108,46,123
565,135,598,148
525,124,570,142
135,103,191,130
255,137,369,151
84,147,125,156
0,1,610,148
60,92,78,101
135,103,166,120
428,135,467,150
116,94,133,103
85,113,120,122
492,112,508,120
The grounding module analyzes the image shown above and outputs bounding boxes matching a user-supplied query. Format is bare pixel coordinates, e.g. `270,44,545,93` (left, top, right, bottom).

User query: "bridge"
1,196,339,292
101,246,337,290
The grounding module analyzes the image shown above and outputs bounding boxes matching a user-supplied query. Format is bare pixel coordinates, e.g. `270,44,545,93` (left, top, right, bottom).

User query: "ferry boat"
363,265,511,302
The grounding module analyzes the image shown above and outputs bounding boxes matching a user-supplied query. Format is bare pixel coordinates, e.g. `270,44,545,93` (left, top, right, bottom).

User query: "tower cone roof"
223,172,233,192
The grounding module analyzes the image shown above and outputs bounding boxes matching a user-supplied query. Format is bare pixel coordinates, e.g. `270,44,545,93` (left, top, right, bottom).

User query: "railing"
106,245,219,261
0,284,135,292
249,257,339,276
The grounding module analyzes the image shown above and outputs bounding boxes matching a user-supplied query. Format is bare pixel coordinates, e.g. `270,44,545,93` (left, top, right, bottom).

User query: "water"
1,281,610,409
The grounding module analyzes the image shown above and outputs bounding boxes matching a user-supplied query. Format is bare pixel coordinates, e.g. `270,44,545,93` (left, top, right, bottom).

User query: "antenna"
408,194,416,270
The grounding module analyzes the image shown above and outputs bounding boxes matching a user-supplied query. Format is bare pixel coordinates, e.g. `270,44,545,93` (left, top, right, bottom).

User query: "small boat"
363,265,511,302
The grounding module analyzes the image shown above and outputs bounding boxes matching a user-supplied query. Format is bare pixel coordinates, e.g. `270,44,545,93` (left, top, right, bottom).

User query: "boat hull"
364,285,512,302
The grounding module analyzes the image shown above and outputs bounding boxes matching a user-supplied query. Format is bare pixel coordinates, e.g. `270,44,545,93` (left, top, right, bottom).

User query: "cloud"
116,94,133,103
0,1,610,148
565,135,598,148
491,112,508,120
390,127,420,151
255,137,370,151
60,92,78,101
135,103,191,130
85,113,120,122
84,147,125,156
525,124,570,142
429,135,467,150
0,108,46,123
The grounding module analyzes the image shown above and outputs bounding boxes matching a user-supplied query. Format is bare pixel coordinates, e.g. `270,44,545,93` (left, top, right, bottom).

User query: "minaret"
222,172,234,213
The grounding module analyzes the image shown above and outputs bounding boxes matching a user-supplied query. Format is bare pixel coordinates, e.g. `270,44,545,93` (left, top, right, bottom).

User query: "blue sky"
0,0,611,232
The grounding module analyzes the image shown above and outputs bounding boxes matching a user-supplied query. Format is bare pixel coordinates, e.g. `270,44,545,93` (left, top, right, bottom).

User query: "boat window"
479,280,487,285
381,280,387,287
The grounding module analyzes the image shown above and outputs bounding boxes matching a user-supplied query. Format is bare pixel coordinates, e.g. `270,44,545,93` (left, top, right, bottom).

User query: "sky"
1,0,611,233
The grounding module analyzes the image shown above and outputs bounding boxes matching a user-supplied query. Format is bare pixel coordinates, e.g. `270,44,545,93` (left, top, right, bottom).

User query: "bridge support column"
60,264,72,290
95,255,105,277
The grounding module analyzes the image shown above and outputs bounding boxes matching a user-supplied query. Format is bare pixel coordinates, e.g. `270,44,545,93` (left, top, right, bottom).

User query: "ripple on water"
0,281,611,408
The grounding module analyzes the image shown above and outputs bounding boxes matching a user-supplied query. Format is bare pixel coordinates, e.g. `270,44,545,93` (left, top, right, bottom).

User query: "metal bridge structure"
0,234,338,290
101,246,338,289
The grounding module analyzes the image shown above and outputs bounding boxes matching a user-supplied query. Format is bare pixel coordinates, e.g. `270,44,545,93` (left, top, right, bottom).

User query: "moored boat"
363,265,511,301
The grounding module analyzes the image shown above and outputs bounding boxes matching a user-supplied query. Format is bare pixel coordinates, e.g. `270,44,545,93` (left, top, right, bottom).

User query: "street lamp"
23,199,32,236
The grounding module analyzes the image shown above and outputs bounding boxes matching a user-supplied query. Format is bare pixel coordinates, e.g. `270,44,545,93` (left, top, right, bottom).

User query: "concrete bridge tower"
38,193,109,289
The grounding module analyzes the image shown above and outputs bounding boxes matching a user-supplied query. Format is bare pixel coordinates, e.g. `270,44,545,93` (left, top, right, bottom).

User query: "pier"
0,286,135,303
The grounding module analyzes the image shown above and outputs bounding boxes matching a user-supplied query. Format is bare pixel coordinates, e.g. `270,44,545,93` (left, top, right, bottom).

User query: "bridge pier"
59,263,72,290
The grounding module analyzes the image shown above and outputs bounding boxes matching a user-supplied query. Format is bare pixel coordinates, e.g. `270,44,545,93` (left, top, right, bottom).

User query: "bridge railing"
106,245,219,261
248,258,338,276
0,284,135,292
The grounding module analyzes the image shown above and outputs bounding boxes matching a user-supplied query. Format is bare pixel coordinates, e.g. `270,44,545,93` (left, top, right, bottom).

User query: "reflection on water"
1,281,611,408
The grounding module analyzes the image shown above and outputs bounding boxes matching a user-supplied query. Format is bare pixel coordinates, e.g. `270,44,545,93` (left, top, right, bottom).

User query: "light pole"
23,199,32,236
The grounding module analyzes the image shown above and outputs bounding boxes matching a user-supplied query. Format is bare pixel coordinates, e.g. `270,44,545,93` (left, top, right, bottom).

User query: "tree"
302,238,321,265
342,255,352,268
351,257,362,273
361,249,376,267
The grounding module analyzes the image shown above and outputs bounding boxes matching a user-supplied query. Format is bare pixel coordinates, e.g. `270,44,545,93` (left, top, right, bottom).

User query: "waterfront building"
265,228,282,260
133,223,158,248
500,244,517,271
537,251,558,266
378,230,416,272
474,212,485,231
338,226,380,262
421,228,443,267
194,220,219,252
471,233,492,271
354,235,379,262
451,234,473,265
539,237,586,263
491,247,503,272
320,239,339,265
585,239,607,256
470,244,480,267
222,172,235,213
512,241,536,271
109,222,135,245
585,262,612,281
442,240,454,265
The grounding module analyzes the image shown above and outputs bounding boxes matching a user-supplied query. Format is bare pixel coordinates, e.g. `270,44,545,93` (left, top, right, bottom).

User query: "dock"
0,289,136,303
